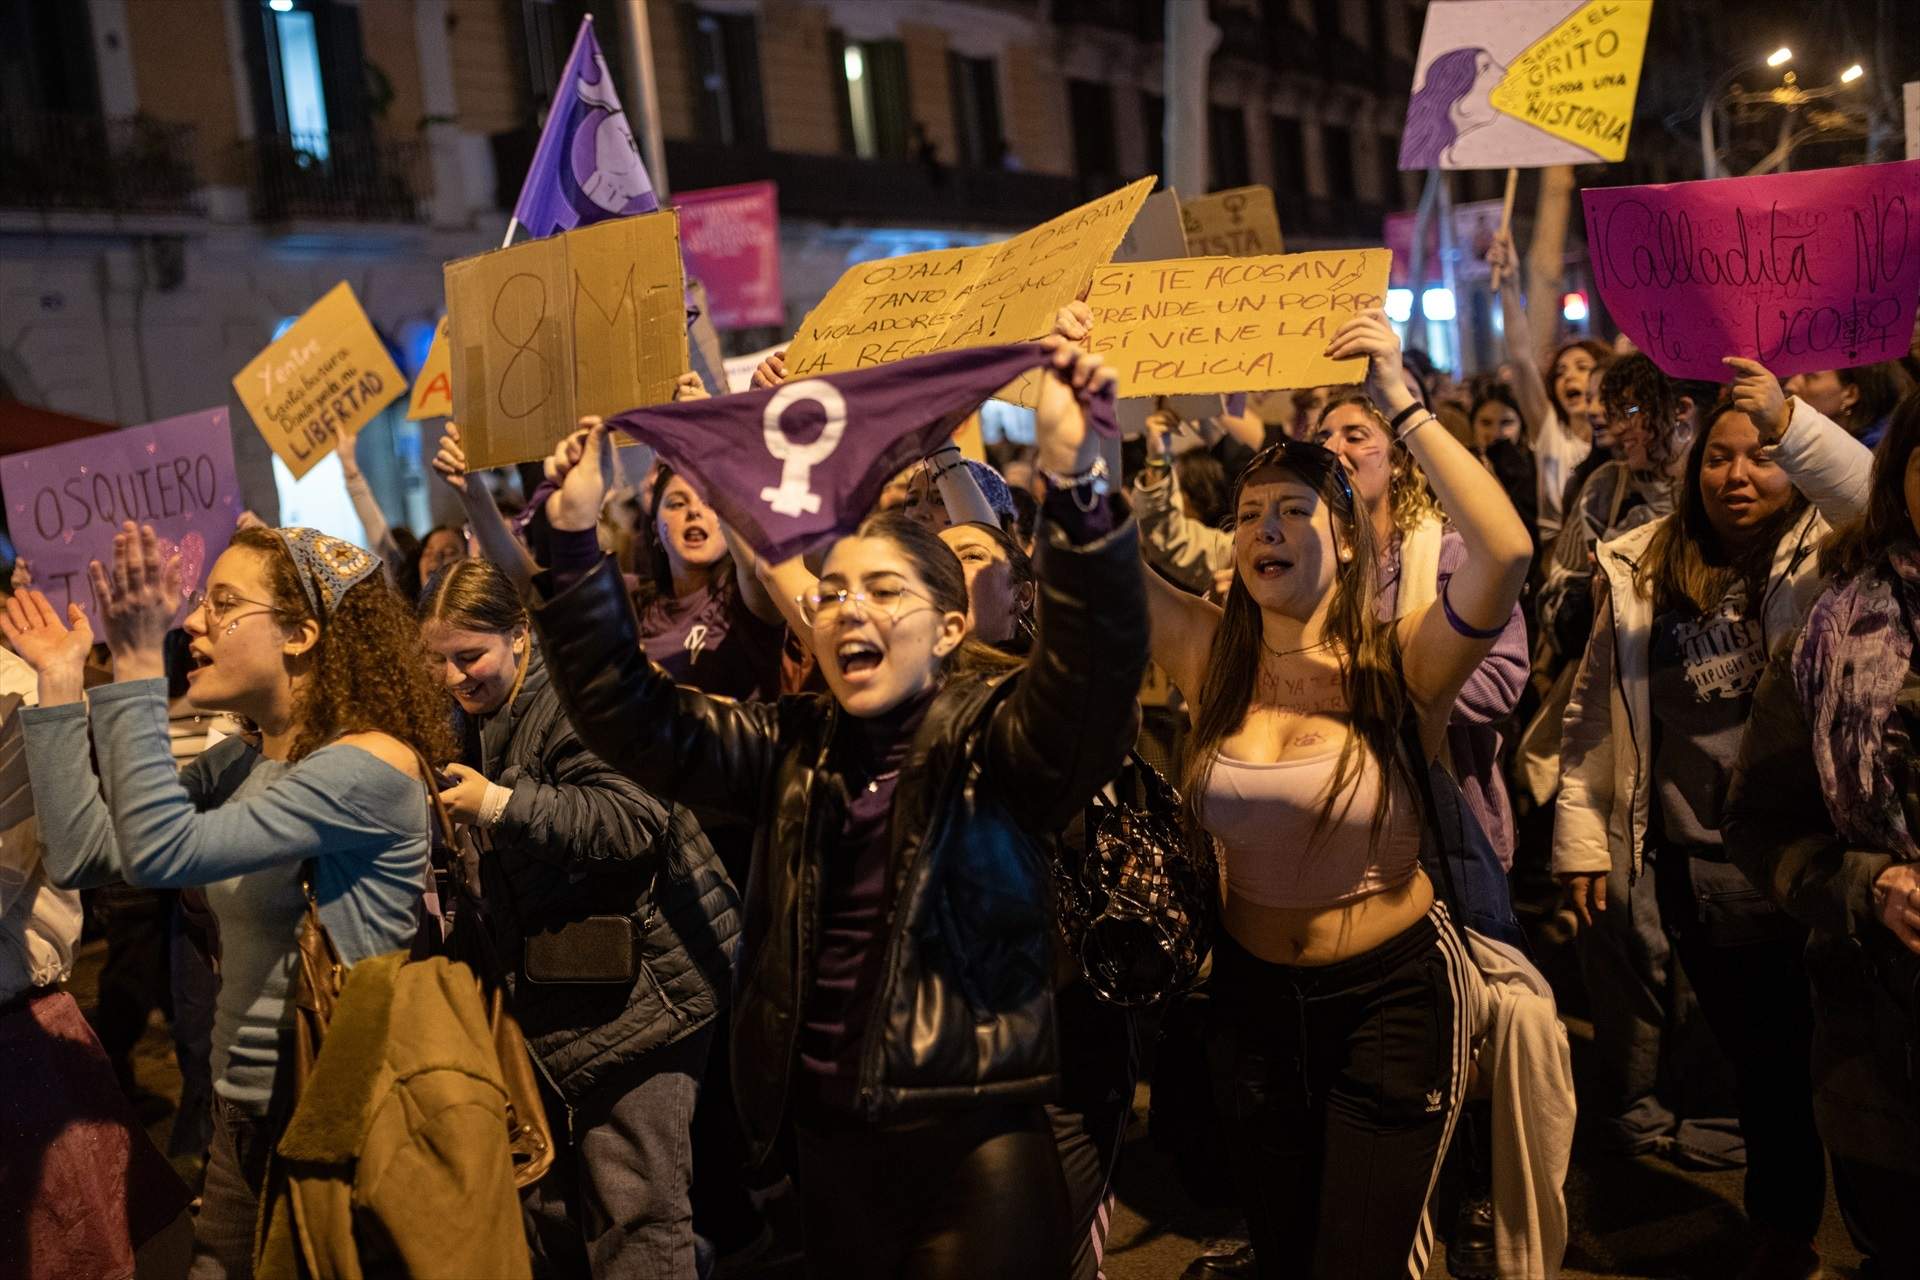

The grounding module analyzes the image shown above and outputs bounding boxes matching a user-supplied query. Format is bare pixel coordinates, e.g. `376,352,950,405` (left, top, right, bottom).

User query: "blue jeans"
524,1024,712,1279
187,1098,280,1280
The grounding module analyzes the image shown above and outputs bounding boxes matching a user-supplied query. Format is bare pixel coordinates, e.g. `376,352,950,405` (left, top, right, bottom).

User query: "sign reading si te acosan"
782,177,1157,378
444,208,687,469
1086,250,1392,396
0,407,241,632
232,282,407,479
1582,159,1920,382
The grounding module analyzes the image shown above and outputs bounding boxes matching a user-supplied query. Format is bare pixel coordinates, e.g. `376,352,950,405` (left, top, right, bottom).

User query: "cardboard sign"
444,208,687,469
406,316,453,420
1182,186,1284,256
1400,0,1650,170
676,181,784,329
783,177,1157,378
1906,82,1919,161
0,408,241,631
1582,160,1920,382
232,283,407,479
1085,250,1391,396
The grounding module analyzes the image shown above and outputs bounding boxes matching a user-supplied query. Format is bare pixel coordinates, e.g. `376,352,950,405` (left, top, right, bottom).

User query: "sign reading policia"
1399,0,1652,170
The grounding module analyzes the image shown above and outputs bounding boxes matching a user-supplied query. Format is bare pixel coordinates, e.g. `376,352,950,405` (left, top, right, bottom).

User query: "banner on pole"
0,408,242,631
444,208,687,469
1086,250,1392,396
232,283,407,480
1582,159,1920,382
1400,0,1651,170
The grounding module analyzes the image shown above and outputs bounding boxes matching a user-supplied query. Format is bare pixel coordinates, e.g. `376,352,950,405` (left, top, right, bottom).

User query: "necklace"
1260,636,1334,660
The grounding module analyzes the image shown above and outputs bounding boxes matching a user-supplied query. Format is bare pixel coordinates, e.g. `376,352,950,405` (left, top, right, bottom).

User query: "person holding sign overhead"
520,339,1144,1279
1141,309,1533,1278
2,523,454,1278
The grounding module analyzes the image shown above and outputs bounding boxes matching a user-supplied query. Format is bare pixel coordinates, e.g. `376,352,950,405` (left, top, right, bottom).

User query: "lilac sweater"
1378,528,1530,867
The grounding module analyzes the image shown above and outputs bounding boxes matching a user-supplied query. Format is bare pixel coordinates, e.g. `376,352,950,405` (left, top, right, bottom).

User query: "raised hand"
545,418,617,533
9,558,30,592
1034,338,1115,476
751,349,789,389
1052,300,1093,344
433,422,471,494
1722,357,1791,443
1324,308,1413,418
1486,229,1518,292
0,588,94,704
91,522,179,682
674,371,711,402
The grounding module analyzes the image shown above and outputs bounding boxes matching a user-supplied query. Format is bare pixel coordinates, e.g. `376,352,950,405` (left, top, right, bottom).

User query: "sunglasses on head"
1235,439,1356,513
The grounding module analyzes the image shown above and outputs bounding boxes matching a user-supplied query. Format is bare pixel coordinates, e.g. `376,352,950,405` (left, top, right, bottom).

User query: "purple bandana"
1792,540,1920,861
510,18,659,239
605,343,1115,562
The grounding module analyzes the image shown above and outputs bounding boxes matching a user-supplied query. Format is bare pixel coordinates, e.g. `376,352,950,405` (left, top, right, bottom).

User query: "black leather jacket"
530,516,1147,1164
472,652,741,1103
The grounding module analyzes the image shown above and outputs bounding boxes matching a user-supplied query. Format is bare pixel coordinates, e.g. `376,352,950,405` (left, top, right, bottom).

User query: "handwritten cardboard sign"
0,407,241,631
444,208,687,469
1182,186,1284,256
232,283,407,480
1400,0,1650,171
783,177,1157,378
406,316,453,420
1582,160,1920,382
1086,250,1391,396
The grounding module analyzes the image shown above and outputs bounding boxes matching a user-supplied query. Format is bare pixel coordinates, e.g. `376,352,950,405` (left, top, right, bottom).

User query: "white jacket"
1552,400,1873,880
0,648,81,1005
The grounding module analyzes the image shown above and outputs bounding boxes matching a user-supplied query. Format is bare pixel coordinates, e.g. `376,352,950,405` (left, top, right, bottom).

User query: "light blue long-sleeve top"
19,677,429,1114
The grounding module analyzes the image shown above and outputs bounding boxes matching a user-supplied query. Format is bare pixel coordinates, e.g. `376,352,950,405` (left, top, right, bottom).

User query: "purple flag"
608,344,1115,563
511,17,659,239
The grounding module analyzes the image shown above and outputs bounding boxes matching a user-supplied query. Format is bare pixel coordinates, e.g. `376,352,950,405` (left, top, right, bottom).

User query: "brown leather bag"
287,750,555,1188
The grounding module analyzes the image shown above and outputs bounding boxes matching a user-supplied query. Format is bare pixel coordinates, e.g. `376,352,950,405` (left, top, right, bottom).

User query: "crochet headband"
268,528,381,621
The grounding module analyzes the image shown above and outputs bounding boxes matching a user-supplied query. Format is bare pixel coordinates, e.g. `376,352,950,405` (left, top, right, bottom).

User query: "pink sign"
1583,160,1920,382
1383,198,1508,287
1,407,241,632
674,181,784,330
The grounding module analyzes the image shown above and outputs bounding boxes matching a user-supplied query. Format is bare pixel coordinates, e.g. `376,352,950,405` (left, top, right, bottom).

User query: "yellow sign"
784,177,1157,378
1181,186,1284,257
1085,250,1391,397
406,317,453,420
1488,0,1652,162
232,282,407,480
444,209,687,470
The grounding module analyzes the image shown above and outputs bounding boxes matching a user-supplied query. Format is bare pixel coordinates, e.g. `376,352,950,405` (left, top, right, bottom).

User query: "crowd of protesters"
6,215,1920,1280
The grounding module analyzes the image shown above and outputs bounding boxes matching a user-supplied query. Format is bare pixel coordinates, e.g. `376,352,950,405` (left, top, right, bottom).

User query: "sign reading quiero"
444,208,687,469
1582,159,1920,382
1085,250,1393,396
232,283,407,479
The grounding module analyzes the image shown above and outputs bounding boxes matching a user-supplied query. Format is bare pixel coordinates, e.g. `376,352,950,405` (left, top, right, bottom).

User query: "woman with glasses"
1145,310,1533,1278
520,340,1146,1279
2,522,453,1279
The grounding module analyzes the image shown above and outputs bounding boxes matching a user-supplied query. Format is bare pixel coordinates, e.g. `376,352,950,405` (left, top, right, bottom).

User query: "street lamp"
1701,48,1792,178
1840,64,1864,84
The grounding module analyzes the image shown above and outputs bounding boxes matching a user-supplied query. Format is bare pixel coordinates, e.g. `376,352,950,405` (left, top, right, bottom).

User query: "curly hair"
230,528,458,767
1600,353,1691,473
1315,391,1444,534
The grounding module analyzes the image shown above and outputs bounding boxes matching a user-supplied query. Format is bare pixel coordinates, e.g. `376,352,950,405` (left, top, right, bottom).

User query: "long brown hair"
1634,400,1809,614
417,558,527,635
1180,447,1413,840
849,513,1022,681
1822,387,1920,581
231,528,457,766
1315,390,1442,535
1549,338,1614,425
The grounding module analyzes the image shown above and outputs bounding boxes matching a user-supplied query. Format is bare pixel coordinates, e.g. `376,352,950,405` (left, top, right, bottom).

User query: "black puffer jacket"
530,517,1147,1166
473,651,741,1103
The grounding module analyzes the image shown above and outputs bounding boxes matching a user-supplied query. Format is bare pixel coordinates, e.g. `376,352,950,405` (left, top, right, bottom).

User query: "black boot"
1447,1194,1497,1280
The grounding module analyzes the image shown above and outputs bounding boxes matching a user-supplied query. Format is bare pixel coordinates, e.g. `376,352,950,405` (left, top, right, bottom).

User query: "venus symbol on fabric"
760,380,847,517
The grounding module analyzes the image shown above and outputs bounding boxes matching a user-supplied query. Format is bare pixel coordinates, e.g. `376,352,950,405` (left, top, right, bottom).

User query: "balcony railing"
0,112,201,214
246,131,425,224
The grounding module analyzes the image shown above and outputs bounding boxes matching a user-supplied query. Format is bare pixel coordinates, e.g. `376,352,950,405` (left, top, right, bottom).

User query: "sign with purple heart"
1,407,241,632
1583,159,1920,382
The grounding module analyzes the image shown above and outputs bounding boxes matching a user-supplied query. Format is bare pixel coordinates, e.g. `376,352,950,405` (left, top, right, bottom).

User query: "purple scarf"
605,343,1114,563
1792,540,1920,861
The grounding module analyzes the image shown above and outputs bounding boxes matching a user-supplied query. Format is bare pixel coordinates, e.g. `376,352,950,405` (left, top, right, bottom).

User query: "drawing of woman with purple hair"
1398,46,1506,168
